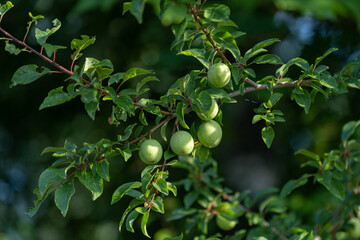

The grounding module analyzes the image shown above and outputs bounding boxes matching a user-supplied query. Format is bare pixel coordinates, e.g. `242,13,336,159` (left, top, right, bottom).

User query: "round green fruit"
170,131,194,156
197,120,222,148
207,63,231,88
196,97,219,121
216,214,237,231
139,139,163,164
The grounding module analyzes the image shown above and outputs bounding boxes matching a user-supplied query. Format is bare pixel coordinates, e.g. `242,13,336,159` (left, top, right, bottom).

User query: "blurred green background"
0,0,360,239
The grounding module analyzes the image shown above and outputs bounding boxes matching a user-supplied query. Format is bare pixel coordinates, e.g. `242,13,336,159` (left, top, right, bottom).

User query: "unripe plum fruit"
196,97,219,121
139,139,163,164
207,63,231,88
216,214,237,231
170,131,194,156
197,120,222,148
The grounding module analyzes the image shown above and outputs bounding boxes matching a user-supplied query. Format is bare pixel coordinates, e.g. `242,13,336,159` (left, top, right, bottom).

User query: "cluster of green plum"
138,63,230,165
139,63,238,231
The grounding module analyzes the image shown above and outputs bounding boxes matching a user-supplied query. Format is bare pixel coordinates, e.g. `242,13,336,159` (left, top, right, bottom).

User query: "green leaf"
268,93,283,107
38,167,66,195
117,123,137,141
276,57,309,77
80,87,98,103
196,91,212,111
111,181,142,205
167,182,177,196
153,177,169,196
205,88,231,101
54,181,75,217
43,43,66,58
41,146,74,156
167,208,197,221
184,191,199,209
253,38,280,51
116,94,135,115
128,0,146,24
27,187,56,217
178,49,210,68
124,67,153,82
213,31,241,62
295,149,320,162
71,35,96,61
0,1,14,21
161,121,169,142
10,64,50,87
120,147,132,162
164,234,184,240
293,88,311,113
261,126,274,148
39,86,78,110
5,40,22,55
317,172,345,200
175,102,189,130
313,72,338,89
26,12,44,32
252,54,283,65
203,4,230,22
75,169,103,200
95,160,110,182
35,19,61,45
84,101,99,120
125,209,139,233
139,111,148,126
341,120,360,143
280,174,309,198
119,198,145,232
253,187,279,203
136,76,160,92
315,47,338,67
141,210,151,238
152,196,165,213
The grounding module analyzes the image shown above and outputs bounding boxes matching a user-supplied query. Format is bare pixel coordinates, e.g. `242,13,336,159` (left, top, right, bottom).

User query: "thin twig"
187,3,231,65
228,80,313,98
0,26,74,76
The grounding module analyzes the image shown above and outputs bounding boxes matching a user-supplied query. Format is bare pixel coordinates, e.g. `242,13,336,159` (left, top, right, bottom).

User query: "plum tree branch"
187,3,231,66
228,80,313,98
0,26,74,76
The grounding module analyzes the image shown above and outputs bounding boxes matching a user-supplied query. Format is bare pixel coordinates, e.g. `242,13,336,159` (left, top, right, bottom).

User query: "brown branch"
0,26,74,76
127,115,176,146
186,3,231,65
228,80,313,98
133,102,171,116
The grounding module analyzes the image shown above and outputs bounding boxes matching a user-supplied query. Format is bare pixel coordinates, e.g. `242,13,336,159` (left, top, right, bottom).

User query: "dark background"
0,0,360,239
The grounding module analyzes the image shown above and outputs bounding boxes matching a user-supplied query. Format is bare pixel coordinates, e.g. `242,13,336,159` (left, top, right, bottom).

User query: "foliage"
1,0,360,239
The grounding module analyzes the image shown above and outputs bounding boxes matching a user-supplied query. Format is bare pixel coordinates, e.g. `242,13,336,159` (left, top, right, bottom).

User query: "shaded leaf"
75,169,103,200
35,19,61,45
40,86,78,110
280,174,309,198
10,64,50,88
38,167,66,195
141,210,150,238
203,4,230,22
178,49,210,68
253,54,283,65
261,126,274,148
341,120,360,143
111,181,142,205
125,209,139,233
54,181,75,217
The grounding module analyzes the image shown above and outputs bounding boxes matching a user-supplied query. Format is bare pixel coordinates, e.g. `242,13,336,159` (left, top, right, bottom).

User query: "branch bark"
0,27,74,76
